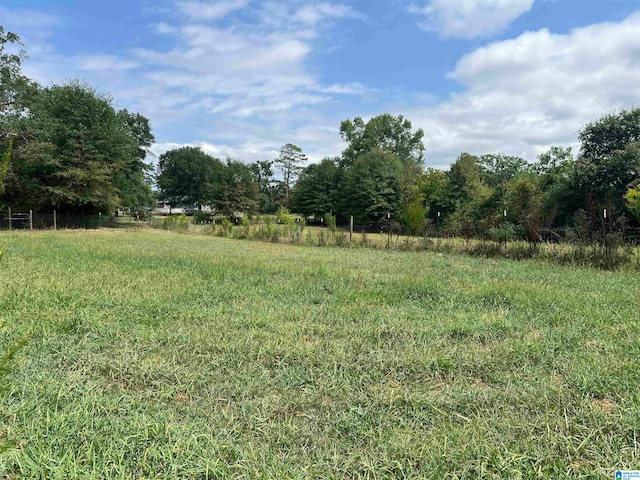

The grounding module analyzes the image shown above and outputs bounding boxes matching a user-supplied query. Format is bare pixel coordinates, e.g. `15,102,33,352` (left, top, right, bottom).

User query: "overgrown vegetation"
0,230,638,478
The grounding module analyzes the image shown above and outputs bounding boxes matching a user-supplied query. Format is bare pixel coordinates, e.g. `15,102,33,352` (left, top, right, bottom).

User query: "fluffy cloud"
293,3,357,25
8,1,640,173
405,11,640,167
409,0,534,38
176,0,250,20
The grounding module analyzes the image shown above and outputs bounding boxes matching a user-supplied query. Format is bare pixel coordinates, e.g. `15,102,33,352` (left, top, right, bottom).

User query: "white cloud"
404,11,640,168
176,0,250,20
0,6,60,33
409,0,534,38
322,83,370,95
76,55,139,71
293,3,356,25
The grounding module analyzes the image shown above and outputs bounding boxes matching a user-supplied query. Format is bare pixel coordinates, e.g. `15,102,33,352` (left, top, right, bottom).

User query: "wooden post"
350,216,353,243
54,210,57,231
29,210,33,231
8,207,11,231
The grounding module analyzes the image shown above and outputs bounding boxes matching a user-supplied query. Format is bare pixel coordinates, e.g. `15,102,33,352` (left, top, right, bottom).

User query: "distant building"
154,201,184,215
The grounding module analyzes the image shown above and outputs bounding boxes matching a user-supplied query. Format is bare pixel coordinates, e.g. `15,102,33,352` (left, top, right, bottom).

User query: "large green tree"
290,157,338,218
215,159,259,218
579,108,640,161
274,143,307,200
533,146,577,226
0,26,37,124
249,160,277,213
420,167,450,221
478,154,528,191
575,109,640,216
3,81,146,214
446,153,494,237
504,173,544,244
340,113,425,167
114,110,155,214
157,146,223,210
337,149,403,224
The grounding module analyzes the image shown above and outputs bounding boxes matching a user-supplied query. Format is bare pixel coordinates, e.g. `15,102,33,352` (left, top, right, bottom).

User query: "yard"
0,229,638,478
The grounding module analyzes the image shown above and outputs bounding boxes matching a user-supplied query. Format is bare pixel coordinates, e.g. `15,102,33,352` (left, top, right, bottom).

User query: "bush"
151,214,189,233
193,211,214,224
276,207,293,224
325,213,337,232
489,222,519,243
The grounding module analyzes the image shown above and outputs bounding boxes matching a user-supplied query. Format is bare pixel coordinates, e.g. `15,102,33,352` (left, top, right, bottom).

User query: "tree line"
297,110,640,241
2,24,639,242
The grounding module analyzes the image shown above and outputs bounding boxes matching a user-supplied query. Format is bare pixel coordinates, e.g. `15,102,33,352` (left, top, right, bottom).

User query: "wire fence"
0,211,129,230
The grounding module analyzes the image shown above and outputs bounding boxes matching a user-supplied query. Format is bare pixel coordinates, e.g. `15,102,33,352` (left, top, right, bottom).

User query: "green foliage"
274,143,307,197
151,214,190,233
575,108,640,216
478,153,529,190
157,147,223,209
340,113,425,167
420,168,450,221
289,158,338,218
0,26,37,123
215,159,259,218
337,149,403,224
504,173,544,244
625,185,640,221
276,207,292,224
193,210,214,224
2,81,151,215
113,110,155,214
579,108,640,161
324,212,337,232
402,199,427,235
249,160,277,214
0,137,11,196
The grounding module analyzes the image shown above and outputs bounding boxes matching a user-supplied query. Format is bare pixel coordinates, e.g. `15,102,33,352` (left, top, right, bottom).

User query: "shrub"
276,207,293,224
325,213,337,232
193,211,214,224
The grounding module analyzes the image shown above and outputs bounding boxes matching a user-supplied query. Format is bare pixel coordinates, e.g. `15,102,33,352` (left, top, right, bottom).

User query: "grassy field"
0,229,639,479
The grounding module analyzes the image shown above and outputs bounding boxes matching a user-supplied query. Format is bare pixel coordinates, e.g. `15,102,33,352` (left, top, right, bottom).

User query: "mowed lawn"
0,230,639,479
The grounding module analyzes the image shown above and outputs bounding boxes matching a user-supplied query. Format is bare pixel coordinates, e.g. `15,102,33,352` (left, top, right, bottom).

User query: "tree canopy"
340,113,425,167
274,143,307,201
157,147,223,209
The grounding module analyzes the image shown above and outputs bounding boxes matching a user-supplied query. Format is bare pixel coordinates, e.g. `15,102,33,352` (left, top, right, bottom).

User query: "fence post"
8,207,11,231
29,209,33,231
350,216,353,243
54,210,57,231
503,209,508,256
387,212,391,249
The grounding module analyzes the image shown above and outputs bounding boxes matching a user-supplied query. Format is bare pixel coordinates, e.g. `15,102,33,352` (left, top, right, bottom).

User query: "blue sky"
1,0,639,168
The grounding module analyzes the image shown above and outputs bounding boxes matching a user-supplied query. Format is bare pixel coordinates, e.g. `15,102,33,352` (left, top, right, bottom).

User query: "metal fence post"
54,210,57,231
350,216,353,243
8,207,11,231
29,209,33,231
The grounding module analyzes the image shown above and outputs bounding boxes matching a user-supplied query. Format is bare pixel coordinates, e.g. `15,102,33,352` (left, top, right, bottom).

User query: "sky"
1,0,640,169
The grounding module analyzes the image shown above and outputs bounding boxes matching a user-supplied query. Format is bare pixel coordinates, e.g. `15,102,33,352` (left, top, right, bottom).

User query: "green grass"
0,229,639,479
